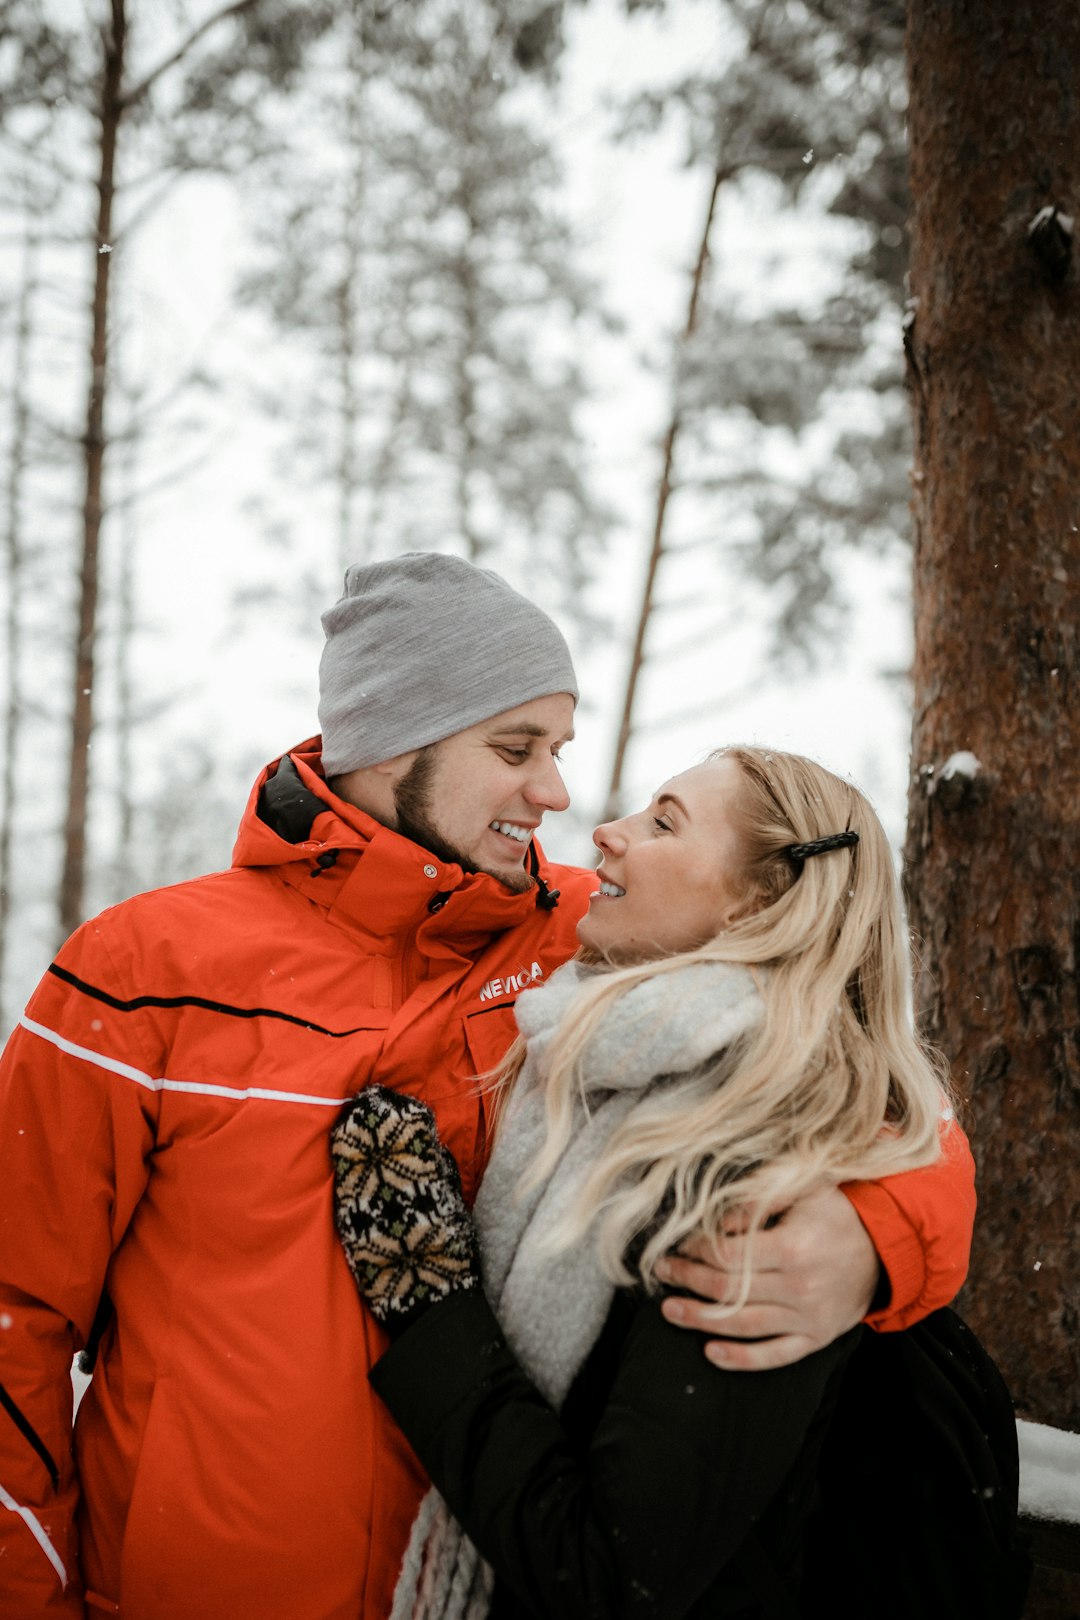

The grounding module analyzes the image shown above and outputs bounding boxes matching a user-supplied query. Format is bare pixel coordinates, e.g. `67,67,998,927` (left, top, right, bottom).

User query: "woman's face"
577,757,746,963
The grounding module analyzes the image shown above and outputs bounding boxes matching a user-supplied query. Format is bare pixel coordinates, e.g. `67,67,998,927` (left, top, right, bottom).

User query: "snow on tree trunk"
903,0,1080,1450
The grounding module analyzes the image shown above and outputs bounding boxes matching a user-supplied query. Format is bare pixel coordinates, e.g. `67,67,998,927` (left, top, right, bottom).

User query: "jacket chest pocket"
460,1003,520,1198
463,1002,520,1081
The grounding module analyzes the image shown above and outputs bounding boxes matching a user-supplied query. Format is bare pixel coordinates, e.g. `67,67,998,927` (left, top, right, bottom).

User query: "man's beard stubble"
392,746,535,895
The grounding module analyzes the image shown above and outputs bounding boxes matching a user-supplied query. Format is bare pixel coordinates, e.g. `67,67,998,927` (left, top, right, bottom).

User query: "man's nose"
525,753,571,813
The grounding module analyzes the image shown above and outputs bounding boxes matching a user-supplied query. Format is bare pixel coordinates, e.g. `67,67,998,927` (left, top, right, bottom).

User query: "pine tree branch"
120,0,265,111
0,125,90,190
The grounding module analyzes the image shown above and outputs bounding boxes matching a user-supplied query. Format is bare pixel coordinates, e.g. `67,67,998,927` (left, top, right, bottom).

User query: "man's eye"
500,747,530,761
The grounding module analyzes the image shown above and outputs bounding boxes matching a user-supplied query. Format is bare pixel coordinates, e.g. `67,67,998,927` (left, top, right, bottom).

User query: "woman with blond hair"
330,746,973,1620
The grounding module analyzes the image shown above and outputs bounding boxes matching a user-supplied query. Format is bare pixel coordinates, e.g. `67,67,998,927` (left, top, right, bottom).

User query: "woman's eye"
653,816,672,833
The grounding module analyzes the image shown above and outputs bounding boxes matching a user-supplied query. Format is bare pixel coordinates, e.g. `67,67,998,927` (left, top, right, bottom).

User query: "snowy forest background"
0,0,913,1031
3,0,1080,1593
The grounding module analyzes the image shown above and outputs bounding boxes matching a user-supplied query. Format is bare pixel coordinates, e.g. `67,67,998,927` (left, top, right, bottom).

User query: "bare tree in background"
1,0,342,942
0,8,79,1027
391,0,608,599
903,2,1079,1604
238,0,609,630
59,0,290,941
605,167,722,817
1,0,603,1009
0,208,43,1033
605,0,912,812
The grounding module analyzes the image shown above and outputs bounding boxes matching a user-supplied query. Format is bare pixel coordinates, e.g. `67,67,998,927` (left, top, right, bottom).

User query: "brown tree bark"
0,214,40,1031
903,0,1080,1443
604,166,724,820
58,0,126,942
333,5,370,579
57,0,265,940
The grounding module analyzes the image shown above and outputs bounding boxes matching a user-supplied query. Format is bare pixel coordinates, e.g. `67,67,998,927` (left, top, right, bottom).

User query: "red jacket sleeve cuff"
842,1119,977,1333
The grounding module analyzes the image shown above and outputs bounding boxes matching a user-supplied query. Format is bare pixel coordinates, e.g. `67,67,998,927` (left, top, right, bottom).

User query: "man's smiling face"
392,693,576,891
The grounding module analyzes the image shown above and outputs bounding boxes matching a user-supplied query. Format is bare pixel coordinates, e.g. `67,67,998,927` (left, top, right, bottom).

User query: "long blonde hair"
497,745,950,1297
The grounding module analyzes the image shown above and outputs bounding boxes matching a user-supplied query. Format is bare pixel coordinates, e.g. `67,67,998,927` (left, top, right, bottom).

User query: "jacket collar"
232,739,555,949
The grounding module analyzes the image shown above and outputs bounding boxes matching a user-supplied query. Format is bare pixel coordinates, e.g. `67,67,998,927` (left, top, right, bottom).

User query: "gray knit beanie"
318,552,579,775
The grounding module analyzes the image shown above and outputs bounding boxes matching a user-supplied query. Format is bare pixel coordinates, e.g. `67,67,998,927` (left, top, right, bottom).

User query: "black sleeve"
371,1288,858,1620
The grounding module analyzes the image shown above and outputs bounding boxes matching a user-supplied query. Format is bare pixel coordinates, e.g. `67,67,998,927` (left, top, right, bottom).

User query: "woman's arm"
331,1086,856,1619
371,1288,857,1620
655,1113,976,1367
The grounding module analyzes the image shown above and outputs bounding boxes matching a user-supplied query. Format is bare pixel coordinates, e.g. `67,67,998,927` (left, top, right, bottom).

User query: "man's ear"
337,749,421,796
332,749,421,821
369,748,421,784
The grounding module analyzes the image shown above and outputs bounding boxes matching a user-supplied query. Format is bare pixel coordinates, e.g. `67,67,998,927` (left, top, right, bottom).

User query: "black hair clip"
785,830,860,866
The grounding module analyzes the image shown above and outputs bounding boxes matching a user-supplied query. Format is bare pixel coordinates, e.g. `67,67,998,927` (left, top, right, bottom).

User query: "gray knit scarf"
387,956,764,1620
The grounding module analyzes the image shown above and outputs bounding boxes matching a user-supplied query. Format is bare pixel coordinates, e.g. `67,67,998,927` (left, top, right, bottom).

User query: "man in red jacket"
0,553,974,1619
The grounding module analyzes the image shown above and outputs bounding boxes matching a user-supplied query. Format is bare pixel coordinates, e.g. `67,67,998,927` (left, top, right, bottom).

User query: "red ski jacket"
0,743,975,1619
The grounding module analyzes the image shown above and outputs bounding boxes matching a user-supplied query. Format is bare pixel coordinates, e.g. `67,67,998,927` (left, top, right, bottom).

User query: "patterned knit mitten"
331,1086,481,1337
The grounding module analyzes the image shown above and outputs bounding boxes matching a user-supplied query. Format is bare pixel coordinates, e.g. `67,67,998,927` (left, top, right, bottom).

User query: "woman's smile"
577,759,745,962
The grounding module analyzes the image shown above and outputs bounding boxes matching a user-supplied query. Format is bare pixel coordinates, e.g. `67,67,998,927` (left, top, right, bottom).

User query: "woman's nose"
592,817,629,855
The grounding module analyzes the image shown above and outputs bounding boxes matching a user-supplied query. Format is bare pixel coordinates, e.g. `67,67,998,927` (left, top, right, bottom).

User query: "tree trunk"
604,167,723,819
59,0,126,940
334,6,370,579
56,0,267,940
903,0,1080,1442
0,213,40,1030
454,218,483,564
111,367,141,903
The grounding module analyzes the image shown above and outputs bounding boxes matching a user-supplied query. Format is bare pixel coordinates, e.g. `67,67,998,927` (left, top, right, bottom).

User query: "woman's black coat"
371,1284,860,1619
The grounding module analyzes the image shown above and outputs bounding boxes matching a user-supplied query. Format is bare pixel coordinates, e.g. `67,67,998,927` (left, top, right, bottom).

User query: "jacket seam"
48,963,374,1038
0,1380,60,1493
